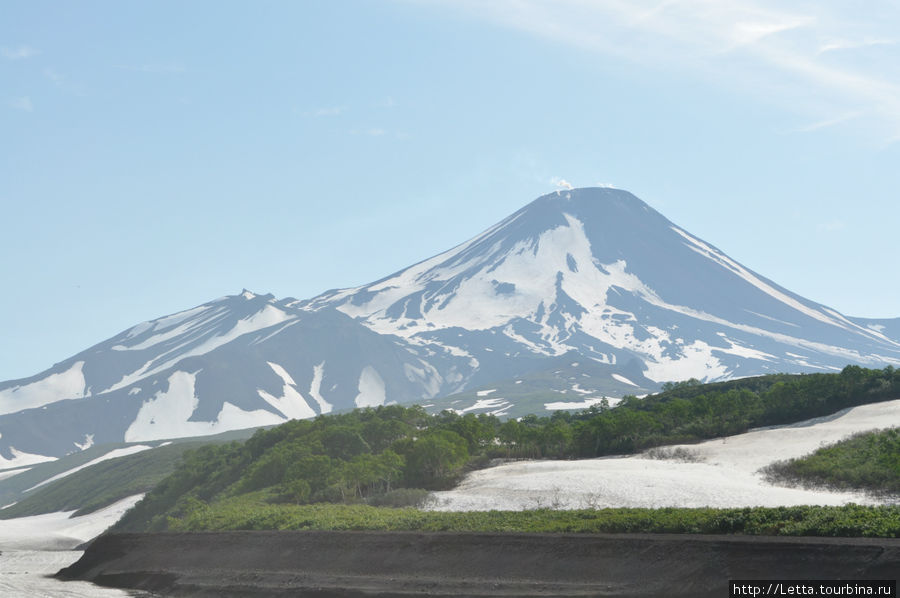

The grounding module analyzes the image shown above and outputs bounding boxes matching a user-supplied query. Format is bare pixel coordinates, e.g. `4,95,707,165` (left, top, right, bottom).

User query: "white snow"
0,494,144,551
124,320,154,339
0,447,56,470
0,361,86,415
124,371,286,442
150,304,211,331
73,433,94,451
611,373,638,387
249,318,301,346
402,361,443,399
257,362,316,420
0,467,29,481
266,361,298,386
451,397,511,415
354,366,386,408
712,333,776,361
430,398,900,510
112,306,229,351
308,361,333,414
106,304,294,392
476,389,497,397
25,445,153,492
316,209,900,383
545,397,618,411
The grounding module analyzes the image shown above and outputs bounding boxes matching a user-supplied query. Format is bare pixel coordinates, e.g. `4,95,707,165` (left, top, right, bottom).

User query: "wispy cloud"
348,127,409,139
429,0,900,140
2,45,37,60
312,106,346,117
9,96,33,112
43,68,64,85
42,67,87,96
818,38,896,55
116,63,186,74
792,111,863,133
817,219,846,233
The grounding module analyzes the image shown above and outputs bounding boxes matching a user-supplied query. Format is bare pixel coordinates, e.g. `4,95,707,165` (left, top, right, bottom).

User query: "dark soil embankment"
58,531,900,597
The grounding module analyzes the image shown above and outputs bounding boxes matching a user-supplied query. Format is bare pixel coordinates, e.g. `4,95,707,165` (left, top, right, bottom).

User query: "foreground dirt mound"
58,531,900,597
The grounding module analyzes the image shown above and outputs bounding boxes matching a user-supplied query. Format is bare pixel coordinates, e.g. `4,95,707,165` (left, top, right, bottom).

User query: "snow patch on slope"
452,397,510,415
125,371,286,442
257,362,317,420
0,361,86,415
611,374,638,387
0,467,29,481
354,366,386,408
73,434,94,451
309,362,332,414
111,306,229,351
25,445,154,492
0,494,144,551
545,397,615,411
0,448,56,471
107,304,294,392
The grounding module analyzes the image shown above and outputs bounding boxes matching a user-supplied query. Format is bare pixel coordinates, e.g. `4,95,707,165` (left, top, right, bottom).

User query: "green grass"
162,496,900,538
0,426,262,518
763,427,900,496
0,442,202,518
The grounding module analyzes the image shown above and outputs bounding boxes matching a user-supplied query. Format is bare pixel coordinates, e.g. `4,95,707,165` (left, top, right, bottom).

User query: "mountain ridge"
1,187,898,466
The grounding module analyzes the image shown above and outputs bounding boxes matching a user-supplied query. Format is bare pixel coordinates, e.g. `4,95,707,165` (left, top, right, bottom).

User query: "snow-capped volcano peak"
306,187,900,382
2,187,898,466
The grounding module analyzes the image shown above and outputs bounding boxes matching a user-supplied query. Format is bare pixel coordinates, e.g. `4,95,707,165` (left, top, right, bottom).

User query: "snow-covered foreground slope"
0,494,143,551
428,398,900,511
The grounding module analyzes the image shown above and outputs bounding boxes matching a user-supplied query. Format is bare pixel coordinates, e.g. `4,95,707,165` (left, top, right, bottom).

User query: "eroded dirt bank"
58,531,900,597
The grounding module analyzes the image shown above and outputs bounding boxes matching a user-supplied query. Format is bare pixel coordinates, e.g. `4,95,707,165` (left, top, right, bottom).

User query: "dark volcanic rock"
58,531,900,597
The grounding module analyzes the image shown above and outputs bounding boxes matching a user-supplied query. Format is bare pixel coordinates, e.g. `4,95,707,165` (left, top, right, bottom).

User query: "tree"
404,430,469,488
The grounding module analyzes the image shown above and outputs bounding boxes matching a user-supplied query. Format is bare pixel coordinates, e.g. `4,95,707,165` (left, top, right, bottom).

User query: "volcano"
2,188,898,464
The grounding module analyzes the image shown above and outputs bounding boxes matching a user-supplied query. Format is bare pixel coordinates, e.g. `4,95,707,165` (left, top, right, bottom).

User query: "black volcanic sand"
58,531,900,597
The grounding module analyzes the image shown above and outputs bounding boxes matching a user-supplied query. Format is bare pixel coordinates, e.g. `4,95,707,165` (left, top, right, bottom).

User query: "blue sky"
2,0,899,381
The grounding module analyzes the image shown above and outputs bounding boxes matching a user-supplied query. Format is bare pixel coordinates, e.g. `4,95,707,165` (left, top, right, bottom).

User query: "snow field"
0,494,144,551
0,361,86,415
428,398,900,511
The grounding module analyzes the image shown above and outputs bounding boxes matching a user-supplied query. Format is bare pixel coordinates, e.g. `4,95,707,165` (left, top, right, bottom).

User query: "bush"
366,488,432,508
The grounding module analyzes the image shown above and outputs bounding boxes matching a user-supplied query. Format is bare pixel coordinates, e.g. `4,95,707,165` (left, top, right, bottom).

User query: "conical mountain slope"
1,187,897,465
304,187,900,384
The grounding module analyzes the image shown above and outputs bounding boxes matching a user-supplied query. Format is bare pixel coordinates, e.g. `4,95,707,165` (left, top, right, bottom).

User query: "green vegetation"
164,497,900,538
764,427,900,496
0,442,204,518
113,365,900,534
0,427,260,518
